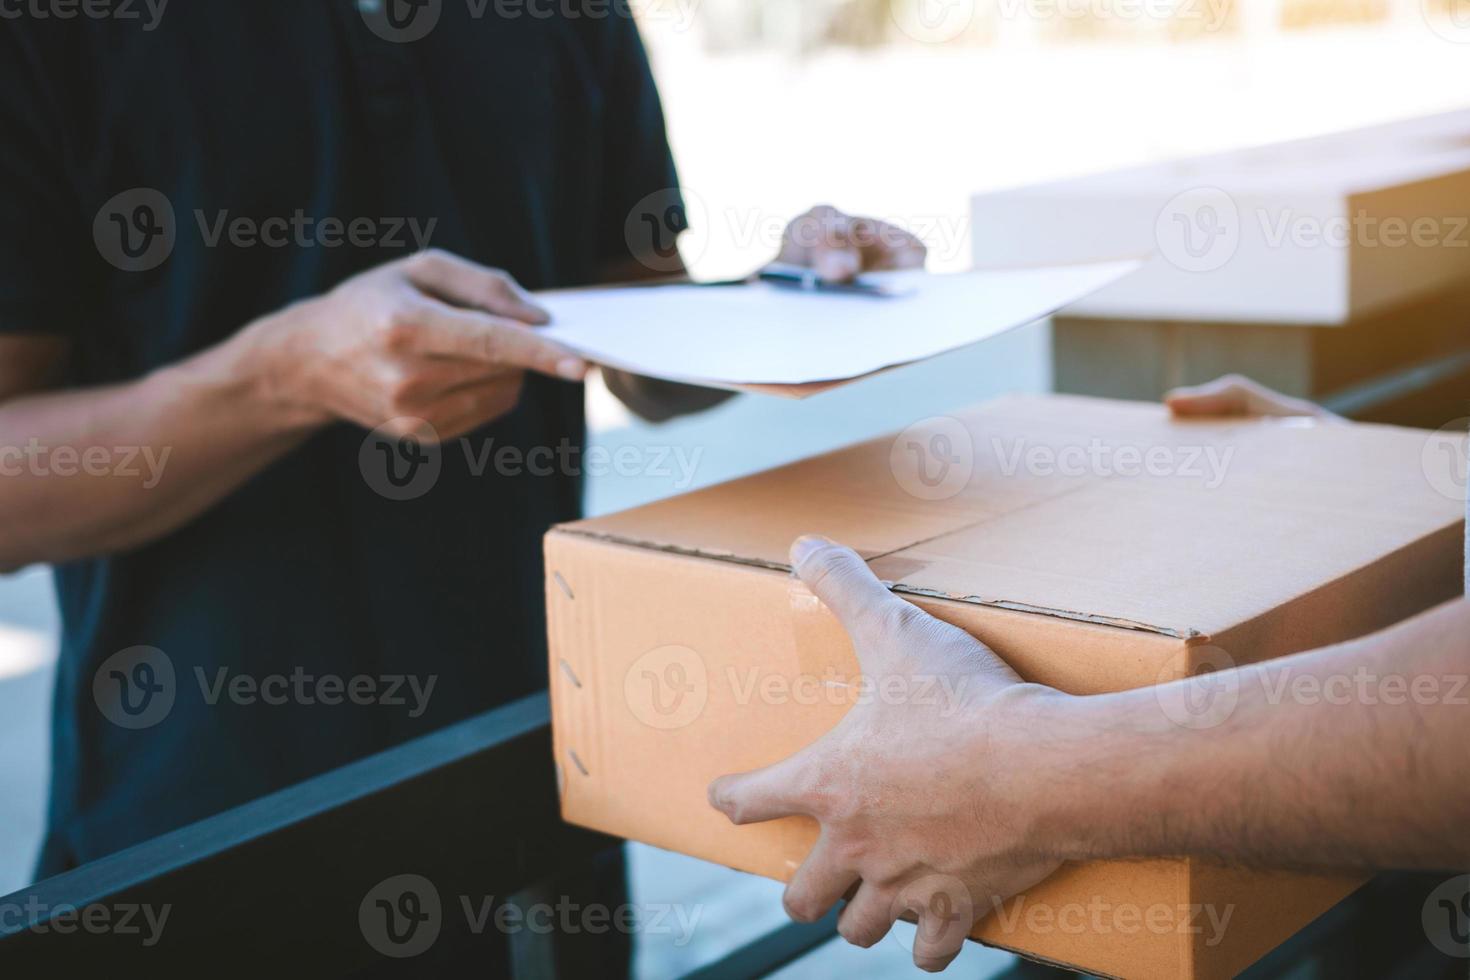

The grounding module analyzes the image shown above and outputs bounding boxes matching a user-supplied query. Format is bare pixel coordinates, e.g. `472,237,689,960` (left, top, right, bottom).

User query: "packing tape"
787,576,835,682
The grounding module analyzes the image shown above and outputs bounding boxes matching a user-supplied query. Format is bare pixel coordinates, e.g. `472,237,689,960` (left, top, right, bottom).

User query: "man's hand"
705,536,1470,975
775,205,928,282
0,249,589,569
603,205,927,423
1165,374,1343,422
708,535,1064,972
251,249,587,441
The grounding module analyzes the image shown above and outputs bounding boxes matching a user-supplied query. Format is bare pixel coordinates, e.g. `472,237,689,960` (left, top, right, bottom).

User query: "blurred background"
3,1,1468,975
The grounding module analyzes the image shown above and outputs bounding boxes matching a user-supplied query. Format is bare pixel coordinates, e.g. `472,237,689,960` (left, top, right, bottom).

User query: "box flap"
561,395,1464,639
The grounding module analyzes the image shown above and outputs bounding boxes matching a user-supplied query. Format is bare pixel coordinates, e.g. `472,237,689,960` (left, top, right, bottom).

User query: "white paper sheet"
538,259,1141,388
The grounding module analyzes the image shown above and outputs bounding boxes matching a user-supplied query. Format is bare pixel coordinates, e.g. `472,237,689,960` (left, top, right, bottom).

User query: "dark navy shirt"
0,2,678,873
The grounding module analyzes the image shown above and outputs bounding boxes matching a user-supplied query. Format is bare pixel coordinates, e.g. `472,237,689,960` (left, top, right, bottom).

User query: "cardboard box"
545,395,1466,979
970,110,1470,324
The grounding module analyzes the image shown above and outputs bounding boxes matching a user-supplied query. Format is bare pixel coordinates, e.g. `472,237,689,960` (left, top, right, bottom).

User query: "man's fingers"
838,882,900,948
782,837,858,924
1164,387,1247,417
852,217,928,271
387,358,508,407
903,879,974,973
420,378,524,440
909,909,969,972
708,750,812,826
1165,374,1336,421
812,244,864,282
789,535,903,632
781,205,862,282
1164,376,1253,417
403,249,551,325
395,299,586,380
780,208,927,280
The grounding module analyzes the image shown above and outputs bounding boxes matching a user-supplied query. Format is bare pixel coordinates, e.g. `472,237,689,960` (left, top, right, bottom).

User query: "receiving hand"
708,535,1065,972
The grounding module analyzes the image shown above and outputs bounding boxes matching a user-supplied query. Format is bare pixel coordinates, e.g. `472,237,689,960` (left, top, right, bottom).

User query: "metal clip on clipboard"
701,262,918,298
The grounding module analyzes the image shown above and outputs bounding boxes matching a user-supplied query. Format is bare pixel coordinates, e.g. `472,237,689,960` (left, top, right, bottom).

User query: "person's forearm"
0,314,319,570
1033,597,1470,870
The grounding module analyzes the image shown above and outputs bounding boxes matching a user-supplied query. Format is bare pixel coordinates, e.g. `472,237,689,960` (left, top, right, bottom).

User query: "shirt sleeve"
0,27,94,337
594,13,684,270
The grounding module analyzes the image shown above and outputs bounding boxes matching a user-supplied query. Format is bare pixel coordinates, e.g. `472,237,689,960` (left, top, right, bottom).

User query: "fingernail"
525,304,552,325
790,534,830,566
557,358,587,381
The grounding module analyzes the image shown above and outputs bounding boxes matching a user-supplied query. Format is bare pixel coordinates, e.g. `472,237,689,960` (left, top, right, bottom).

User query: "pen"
698,262,915,298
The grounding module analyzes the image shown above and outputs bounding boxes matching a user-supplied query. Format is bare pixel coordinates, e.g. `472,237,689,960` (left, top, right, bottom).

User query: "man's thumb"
790,535,901,630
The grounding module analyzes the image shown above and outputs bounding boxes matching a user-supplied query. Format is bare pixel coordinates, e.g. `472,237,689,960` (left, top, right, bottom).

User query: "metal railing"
0,691,1455,977
0,693,839,978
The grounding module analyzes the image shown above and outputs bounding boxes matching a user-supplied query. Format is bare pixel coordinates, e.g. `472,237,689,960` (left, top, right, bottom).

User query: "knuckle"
477,328,505,362
830,833,874,868
850,217,880,247
864,599,925,639
378,361,410,387
380,307,422,349
482,276,517,307
404,248,445,274
781,756,827,815
805,786,853,827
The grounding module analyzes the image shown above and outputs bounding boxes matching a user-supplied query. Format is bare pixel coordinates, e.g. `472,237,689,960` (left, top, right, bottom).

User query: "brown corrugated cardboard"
545,394,1466,979
970,110,1470,324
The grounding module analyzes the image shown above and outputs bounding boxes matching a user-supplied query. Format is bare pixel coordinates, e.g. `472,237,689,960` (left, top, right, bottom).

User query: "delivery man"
0,4,922,974
711,375,1470,972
